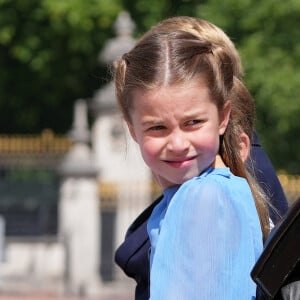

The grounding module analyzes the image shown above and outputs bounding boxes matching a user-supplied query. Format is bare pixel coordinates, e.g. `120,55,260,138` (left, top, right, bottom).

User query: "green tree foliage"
0,0,121,133
198,0,300,173
121,0,202,33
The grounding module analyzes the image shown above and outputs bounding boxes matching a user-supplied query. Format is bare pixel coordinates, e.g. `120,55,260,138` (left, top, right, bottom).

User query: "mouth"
163,155,198,168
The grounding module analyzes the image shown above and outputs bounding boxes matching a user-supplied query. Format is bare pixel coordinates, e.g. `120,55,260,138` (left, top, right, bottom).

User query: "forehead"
131,78,210,103
130,80,217,119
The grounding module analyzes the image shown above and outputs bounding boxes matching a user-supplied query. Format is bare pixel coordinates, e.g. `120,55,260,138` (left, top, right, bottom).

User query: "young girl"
114,16,269,299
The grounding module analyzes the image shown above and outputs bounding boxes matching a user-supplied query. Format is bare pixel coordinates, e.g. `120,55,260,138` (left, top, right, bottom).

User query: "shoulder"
166,168,256,226
180,168,250,205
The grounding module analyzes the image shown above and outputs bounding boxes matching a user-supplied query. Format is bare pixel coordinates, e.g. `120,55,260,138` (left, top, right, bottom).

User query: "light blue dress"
147,167,262,300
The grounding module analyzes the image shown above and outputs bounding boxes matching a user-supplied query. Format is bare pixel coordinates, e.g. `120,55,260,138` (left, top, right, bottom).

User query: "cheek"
193,130,220,152
138,138,162,163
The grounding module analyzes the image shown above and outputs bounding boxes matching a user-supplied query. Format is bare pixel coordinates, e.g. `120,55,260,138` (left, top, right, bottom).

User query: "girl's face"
127,80,230,189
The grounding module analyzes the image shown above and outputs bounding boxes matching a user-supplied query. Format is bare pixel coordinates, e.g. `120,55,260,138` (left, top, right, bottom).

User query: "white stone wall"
0,239,65,292
59,177,101,296
92,115,152,252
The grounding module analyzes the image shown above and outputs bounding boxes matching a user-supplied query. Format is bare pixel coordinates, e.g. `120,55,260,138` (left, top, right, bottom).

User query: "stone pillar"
0,215,5,262
91,11,152,280
59,99,100,296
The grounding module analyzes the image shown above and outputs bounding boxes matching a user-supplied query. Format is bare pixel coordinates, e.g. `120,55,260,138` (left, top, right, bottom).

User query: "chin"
175,174,198,185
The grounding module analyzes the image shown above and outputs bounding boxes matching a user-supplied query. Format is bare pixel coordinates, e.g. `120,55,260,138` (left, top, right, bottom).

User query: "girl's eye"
148,125,166,131
185,120,202,126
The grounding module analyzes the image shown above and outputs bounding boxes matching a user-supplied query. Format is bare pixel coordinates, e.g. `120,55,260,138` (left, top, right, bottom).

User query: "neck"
212,154,227,168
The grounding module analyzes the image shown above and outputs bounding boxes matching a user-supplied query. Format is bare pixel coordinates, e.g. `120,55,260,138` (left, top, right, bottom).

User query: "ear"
126,121,137,142
219,100,231,135
239,132,250,162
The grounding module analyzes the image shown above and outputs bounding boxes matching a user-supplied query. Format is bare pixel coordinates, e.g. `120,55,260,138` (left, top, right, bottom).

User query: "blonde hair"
114,16,270,240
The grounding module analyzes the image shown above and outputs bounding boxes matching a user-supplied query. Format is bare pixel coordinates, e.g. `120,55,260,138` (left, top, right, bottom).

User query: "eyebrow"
184,111,206,118
181,109,208,121
141,118,163,128
141,109,207,125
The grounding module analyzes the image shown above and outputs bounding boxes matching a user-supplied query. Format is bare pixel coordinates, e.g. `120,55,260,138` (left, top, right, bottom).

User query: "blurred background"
0,0,299,298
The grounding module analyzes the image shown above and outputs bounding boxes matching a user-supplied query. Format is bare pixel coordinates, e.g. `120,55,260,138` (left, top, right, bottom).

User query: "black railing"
0,167,59,236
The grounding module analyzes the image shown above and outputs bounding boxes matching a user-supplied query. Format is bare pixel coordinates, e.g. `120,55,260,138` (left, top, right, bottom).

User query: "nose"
167,129,189,154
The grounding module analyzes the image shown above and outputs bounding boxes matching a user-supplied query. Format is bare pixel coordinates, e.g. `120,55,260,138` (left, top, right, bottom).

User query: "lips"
163,155,198,168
